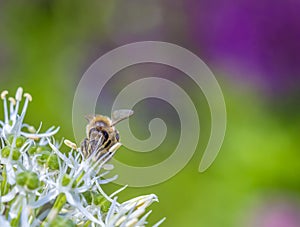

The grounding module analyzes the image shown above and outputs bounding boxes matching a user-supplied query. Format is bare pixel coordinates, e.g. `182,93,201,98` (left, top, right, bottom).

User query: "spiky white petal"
0,88,164,226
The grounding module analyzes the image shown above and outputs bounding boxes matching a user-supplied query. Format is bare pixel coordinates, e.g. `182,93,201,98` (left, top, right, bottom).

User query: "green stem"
10,206,22,227
1,166,9,196
74,171,85,186
83,220,91,227
40,193,66,227
1,166,10,217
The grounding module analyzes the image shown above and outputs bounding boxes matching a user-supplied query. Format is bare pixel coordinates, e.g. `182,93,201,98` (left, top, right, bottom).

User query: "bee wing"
111,109,134,126
84,114,95,122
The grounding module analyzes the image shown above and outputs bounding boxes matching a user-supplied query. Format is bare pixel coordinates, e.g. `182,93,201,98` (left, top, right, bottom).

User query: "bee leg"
81,138,89,157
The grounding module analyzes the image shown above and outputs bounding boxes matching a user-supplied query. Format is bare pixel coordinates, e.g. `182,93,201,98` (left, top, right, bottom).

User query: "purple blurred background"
186,0,300,95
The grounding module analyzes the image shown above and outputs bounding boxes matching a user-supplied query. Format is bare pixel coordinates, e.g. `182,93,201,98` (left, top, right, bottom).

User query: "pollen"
1,90,8,99
26,134,40,140
8,97,16,105
24,93,32,102
15,87,23,101
28,126,36,133
64,139,78,150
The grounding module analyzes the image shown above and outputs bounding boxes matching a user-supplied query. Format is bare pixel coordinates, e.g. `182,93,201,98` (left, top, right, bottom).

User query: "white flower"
0,87,165,226
0,88,59,139
105,194,163,227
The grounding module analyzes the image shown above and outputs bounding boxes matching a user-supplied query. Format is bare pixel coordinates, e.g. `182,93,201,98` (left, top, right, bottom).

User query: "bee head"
85,114,112,127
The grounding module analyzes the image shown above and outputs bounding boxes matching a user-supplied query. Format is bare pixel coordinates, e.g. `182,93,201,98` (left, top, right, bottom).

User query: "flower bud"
16,136,25,148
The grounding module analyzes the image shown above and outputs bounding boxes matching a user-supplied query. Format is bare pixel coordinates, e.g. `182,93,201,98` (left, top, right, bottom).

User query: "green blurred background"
1,1,300,226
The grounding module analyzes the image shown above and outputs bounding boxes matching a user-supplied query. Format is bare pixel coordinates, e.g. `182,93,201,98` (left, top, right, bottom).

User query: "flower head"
0,87,164,226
